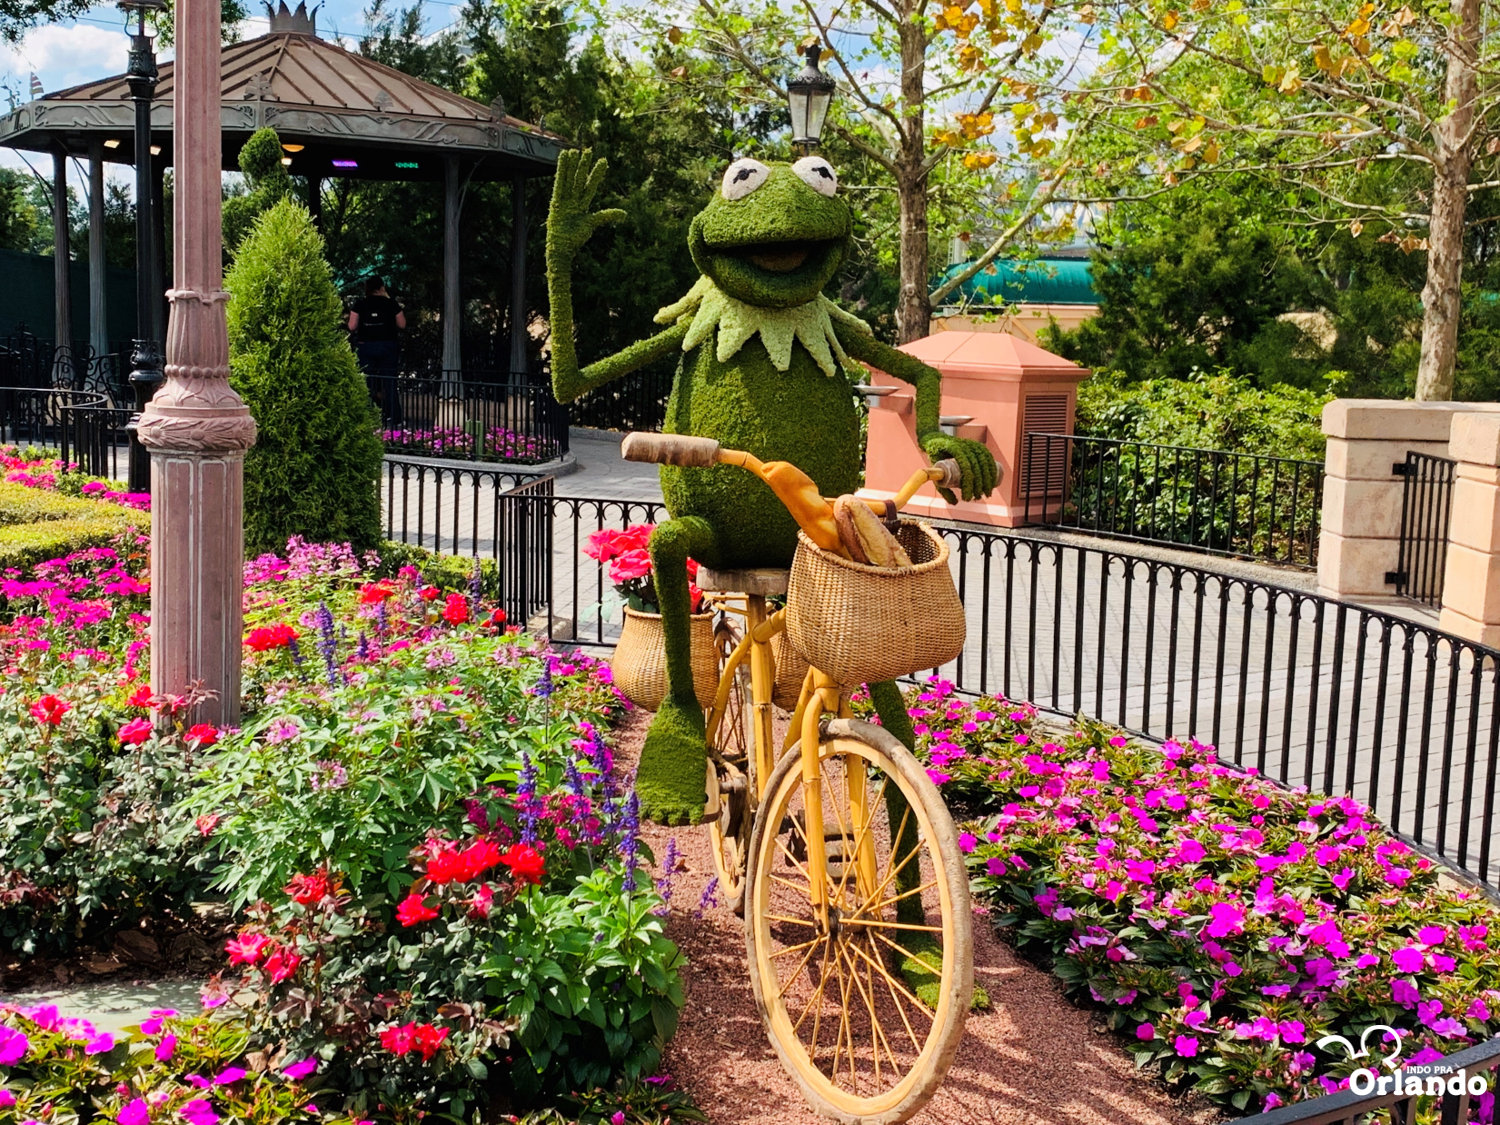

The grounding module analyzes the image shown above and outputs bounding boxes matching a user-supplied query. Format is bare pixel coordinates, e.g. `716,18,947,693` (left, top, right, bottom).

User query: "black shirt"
352,294,402,343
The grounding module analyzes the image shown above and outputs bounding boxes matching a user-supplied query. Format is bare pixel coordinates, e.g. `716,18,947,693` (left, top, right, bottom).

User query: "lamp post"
121,0,164,494
787,43,836,155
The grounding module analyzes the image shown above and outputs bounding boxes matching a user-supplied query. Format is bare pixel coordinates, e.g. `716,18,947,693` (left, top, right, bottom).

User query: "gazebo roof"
0,8,564,182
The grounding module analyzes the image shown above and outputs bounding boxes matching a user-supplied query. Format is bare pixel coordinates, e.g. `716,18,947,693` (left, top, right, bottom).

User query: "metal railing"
58,399,133,481
1393,450,1458,608
1022,433,1325,568
384,377,569,464
570,368,673,434
1225,1035,1500,1123
380,456,553,629
1,386,110,451
525,501,1500,894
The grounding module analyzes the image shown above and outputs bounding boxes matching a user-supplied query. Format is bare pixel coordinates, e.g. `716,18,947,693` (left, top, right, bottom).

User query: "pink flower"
0,1090,14,1108
1136,1023,1155,1040
1204,901,1245,938
211,1067,246,1085
118,1099,150,1125
1391,946,1425,974
225,933,270,965
118,717,153,745
139,1009,177,1035
155,1034,176,1062
1174,1035,1199,1057
282,1057,318,1080
0,1026,28,1066
180,1099,218,1125
85,1031,115,1054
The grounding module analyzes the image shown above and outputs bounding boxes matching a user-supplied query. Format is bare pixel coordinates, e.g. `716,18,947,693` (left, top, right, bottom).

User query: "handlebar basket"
784,519,965,687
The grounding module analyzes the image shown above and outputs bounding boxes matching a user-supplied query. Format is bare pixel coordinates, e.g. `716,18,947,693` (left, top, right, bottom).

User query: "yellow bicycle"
622,433,973,1125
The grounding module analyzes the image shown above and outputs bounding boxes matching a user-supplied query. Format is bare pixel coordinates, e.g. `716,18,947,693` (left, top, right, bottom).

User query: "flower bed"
885,679,1500,1118
2,445,150,511
382,426,560,466
0,531,688,1118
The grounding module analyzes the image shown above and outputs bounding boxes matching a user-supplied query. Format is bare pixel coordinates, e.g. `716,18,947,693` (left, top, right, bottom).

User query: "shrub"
227,197,384,555
888,679,1500,1117
222,126,294,256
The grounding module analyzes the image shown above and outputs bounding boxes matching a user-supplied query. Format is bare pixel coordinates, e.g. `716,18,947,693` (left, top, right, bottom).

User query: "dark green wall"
0,248,138,348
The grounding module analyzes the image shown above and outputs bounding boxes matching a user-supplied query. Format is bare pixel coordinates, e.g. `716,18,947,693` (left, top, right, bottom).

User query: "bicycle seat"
697,566,789,597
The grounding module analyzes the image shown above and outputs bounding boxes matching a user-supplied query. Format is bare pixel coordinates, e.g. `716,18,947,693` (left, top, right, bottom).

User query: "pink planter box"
858,330,1091,528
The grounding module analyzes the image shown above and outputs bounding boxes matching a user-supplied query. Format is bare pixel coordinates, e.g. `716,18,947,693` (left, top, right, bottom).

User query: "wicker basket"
784,520,965,687
611,607,720,712
770,630,810,710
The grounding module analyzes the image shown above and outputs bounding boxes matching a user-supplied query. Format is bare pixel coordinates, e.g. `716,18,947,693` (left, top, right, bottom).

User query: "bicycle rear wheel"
744,717,972,1124
706,614,754,914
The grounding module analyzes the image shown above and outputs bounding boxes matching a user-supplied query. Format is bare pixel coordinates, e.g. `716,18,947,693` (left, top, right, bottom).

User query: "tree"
222,127,293,256
1056,0,1500,399
0,167,39,252
226,199,384,554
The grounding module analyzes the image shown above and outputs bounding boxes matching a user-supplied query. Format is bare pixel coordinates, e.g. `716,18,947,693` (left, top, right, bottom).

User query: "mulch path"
611,709,1219,1125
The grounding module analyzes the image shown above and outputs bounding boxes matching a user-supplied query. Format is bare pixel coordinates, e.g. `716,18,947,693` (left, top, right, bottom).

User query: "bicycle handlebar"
621,432,721,468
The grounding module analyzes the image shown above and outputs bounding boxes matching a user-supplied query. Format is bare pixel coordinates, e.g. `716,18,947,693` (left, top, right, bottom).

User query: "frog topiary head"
688,156,852,310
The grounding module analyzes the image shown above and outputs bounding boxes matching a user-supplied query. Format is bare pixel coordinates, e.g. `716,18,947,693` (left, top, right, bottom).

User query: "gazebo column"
88,141,108,359
442,155,461,379
509,171,526,377
307,174,322,230
139,0,257,727
52,149,71,383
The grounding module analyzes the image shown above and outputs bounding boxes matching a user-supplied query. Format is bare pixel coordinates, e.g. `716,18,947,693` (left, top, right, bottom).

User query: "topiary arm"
556,320,691,402
835,324,999,503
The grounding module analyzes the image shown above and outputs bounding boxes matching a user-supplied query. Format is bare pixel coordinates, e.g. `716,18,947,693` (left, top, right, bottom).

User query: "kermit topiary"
547,150,998,825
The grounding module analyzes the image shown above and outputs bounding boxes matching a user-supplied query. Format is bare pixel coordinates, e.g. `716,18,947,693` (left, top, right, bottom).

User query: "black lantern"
120,0,165,493
787,43,835,154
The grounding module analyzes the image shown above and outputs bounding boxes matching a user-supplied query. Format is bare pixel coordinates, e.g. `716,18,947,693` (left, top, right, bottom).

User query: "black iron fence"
384,378,569,465
1,386,109,450
1393,450,1458,608
1225,1033,1500,1123
1022,433,1325,568
570,368,673,434
58,399,133,481
521,498,1500,895
380,456,552,629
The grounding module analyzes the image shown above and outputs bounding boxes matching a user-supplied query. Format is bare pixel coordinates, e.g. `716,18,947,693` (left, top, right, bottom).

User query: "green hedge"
0,481,112,526
0,483,139,570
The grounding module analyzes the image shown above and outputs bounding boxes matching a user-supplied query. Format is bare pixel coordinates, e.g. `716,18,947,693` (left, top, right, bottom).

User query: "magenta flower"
0,1027,28,1066
180,1099,218,1125
211,1067,246,1085
1467,998,1490,1021
118,1099,150,1125
85,1031,115,1054
1174,1035,1199,1057
155,1033,176,1062
1392,979,1422,1007
1418,925,1448,946
282,1057,318,1080
1391,946,1426,973
1136,1022,1155,1040
138,1009,177,1036
1204,901,1245,938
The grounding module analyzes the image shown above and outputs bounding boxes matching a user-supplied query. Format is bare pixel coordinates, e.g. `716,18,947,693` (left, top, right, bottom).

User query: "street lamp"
120,0,164,493
787,43,836,155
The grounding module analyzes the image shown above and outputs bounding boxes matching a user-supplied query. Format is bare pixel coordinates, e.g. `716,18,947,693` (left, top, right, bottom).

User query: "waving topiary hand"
547,149,626,267
920,432,999,504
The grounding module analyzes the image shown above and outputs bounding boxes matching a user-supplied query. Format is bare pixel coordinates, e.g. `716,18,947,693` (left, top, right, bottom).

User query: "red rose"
412,1023,450,1061
499,844,546,887
127,686,153,708
29,695,69,726
225,932,271,966
441,594,470,625
419,586,440,602
186,723,219,747
380,1023,416,1056
245,624,298,651
284,871,331,905
395,891,439,927
263,945,302,983
118,717,152,745
358,582,396,604
489,609,507,627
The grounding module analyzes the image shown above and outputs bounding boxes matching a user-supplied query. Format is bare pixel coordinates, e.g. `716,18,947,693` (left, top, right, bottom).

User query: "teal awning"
935,256,1098,307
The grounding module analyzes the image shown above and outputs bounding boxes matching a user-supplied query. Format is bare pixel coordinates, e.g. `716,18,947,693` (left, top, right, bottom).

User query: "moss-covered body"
546,151,997,824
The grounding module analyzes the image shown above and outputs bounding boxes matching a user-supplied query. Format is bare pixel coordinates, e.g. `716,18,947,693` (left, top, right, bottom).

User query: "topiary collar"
654,276,871,379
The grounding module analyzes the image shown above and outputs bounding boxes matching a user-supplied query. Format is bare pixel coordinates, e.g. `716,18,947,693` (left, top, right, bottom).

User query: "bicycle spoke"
771,935,823,960
870,930,944,979
867,931,923,1054
777,935,825,1001
841,917,944,933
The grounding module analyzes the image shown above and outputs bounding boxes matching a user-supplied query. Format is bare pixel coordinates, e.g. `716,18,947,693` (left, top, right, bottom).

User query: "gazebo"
0,1,564,376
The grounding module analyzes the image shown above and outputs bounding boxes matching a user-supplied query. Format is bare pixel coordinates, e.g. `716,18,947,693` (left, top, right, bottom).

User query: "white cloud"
0,22,132,97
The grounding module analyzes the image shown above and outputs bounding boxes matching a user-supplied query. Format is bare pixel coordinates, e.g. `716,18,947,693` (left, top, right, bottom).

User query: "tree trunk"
1415,0,1479,401
894,7,930,345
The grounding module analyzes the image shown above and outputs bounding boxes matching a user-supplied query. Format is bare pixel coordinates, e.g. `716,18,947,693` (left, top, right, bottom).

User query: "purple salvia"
518,752,540,844
620,790,641,892
696,875,720,918
314,601,342,686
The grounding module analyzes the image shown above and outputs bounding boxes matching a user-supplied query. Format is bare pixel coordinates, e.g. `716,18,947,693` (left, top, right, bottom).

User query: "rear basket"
784,519,964,687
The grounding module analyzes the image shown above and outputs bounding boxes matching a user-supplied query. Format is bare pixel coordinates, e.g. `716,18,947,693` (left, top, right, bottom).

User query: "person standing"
348,275,406,426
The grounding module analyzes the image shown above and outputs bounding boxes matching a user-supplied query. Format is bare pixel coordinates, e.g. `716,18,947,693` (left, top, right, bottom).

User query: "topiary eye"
721,158,771,201
792,156,837,197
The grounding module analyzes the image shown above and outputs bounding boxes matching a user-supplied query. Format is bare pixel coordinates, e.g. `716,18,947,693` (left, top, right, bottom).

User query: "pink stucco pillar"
138,0,257,725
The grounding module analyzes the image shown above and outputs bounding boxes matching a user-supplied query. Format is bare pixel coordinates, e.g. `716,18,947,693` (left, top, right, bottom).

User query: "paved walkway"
382,433,1500,893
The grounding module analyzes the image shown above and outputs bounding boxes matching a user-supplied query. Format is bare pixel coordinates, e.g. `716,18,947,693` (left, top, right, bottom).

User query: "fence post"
1318,400,1491,601
1439,412,1500,645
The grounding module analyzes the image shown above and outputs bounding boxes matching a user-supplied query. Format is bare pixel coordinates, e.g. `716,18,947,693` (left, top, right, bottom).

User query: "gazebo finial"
264,0,318,36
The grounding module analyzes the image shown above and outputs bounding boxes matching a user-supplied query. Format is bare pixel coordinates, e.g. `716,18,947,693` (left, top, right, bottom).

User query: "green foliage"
1076,369,1330,462
0,480,120,525
227,198,384,555
223,127,295,255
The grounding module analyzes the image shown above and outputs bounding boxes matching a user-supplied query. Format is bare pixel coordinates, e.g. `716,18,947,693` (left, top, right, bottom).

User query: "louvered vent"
1020,394,1070,496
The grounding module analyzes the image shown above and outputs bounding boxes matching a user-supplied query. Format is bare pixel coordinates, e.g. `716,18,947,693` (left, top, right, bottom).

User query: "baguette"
833,495,912,569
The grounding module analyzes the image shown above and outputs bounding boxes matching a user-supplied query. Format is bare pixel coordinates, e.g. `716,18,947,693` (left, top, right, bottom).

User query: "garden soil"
613,709,1217,1125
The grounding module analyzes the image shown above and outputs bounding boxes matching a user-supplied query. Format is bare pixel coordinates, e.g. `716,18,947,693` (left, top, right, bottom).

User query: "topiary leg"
636,517,717,826
869,680,990,1011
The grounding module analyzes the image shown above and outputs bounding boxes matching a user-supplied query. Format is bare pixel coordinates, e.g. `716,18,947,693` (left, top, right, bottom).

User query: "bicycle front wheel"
744,717,972,1125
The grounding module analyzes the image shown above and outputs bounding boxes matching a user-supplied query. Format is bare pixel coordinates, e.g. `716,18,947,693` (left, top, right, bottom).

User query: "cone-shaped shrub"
227,198,383,555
